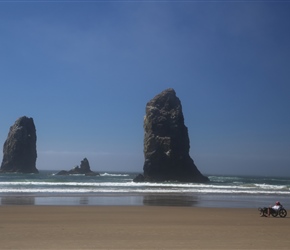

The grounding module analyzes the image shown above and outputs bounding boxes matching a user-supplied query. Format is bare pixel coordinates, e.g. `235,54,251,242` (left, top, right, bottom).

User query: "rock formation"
134,88,209,183
1,116,38,173
56,158,100,176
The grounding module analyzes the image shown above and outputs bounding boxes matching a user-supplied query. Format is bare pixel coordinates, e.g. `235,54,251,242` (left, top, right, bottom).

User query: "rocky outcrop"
0,116,38,173
56,158,100,176
134,88,209,183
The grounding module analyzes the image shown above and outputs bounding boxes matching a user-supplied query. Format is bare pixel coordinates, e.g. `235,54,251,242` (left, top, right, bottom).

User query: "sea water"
0,170,289,208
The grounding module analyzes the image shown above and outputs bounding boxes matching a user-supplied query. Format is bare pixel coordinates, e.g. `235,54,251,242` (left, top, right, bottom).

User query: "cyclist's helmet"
276,201,281,205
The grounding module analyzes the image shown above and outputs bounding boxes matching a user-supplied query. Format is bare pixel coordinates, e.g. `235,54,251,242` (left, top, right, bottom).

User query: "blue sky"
0,0,289,176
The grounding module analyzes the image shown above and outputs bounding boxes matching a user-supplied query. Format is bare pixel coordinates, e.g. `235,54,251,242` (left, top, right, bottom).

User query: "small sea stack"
134,88,209,183
56,158,100,176
0,116,38,173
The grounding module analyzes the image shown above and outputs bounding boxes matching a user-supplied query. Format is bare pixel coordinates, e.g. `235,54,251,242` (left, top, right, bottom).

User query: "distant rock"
0,116,38,173
133,88,209,183
56,158,100,176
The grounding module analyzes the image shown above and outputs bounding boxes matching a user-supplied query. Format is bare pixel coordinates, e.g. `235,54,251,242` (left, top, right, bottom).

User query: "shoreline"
1,171,289,209
1,205,290,249
1,193,289,209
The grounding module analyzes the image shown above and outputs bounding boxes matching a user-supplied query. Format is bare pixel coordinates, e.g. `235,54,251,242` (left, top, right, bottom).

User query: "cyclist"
267,201,282,217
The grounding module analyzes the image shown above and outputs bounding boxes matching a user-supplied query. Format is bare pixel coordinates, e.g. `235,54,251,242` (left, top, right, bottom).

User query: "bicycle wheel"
271,210,278,217
279,209,287,218
258,207,266,217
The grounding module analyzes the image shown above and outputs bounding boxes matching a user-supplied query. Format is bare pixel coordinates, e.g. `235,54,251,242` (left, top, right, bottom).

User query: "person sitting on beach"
267,201,282,217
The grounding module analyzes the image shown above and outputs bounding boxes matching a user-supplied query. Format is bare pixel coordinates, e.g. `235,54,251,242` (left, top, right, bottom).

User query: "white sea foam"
0,181,289,195
0,172,289,196
100,173,129,177
254,183,287,190
0,187,289,195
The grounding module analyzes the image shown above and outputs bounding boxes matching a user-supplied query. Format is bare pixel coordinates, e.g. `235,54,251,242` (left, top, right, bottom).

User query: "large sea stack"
1,116,38,173
134,88,209,183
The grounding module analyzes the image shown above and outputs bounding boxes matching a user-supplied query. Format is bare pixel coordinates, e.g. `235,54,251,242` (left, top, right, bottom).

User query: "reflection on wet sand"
1,196,35,205
0,194,199,206
79,196,89,205
143,194,198,207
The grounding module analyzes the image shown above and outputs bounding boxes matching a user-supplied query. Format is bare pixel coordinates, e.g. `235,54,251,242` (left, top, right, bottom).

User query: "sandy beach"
0,206,289,249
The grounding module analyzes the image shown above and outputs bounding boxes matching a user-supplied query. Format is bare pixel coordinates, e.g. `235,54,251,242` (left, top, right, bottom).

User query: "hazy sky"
1,0,289,176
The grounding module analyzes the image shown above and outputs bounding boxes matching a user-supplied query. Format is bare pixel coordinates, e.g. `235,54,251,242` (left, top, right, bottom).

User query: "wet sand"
1,206,289,249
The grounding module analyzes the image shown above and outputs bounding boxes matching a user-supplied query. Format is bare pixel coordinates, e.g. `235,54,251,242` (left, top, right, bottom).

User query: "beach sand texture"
1,206,289,249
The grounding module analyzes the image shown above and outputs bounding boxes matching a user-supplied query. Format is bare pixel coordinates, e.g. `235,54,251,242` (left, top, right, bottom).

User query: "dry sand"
0,205,289,249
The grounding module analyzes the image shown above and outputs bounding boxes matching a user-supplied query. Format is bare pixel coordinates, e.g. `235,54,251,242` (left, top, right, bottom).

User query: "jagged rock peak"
80,158,91,172
55,158,100,176
1,116,38,173
134,88,209,183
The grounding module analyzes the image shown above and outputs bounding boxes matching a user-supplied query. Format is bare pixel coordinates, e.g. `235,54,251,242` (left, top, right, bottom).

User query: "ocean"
0,170,289,209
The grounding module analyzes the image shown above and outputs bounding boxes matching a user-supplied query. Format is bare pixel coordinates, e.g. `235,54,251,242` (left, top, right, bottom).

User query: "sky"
0,0,289,176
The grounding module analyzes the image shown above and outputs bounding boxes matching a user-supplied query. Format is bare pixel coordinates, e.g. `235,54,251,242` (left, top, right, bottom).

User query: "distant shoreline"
1,170,289,208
